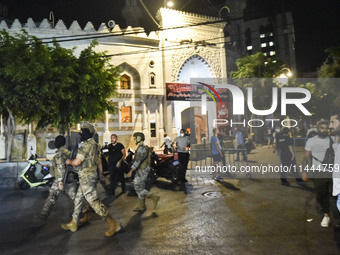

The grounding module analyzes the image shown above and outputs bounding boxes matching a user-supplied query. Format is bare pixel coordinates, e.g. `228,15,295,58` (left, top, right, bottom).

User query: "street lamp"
274,67,293,87
164,0,174,8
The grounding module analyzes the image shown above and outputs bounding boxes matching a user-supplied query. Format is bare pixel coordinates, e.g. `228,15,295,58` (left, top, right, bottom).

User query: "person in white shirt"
330,109,340,212
302,120,336,227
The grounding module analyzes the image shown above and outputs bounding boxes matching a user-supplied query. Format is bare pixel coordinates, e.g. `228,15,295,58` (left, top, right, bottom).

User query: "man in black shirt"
277,127,304,186
107,134,126,195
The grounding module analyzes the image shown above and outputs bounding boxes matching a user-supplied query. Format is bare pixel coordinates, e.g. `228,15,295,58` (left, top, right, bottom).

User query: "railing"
188,148,249,170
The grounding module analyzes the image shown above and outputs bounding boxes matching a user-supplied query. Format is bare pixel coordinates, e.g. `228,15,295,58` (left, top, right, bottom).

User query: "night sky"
0,0,226,31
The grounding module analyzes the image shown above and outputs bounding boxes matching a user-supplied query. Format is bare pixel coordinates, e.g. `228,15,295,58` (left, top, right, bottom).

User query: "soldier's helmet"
133,132,145,141
81,122,95,134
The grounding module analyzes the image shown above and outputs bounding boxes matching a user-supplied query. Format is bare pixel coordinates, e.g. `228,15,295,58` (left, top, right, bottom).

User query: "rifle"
61,148,77,192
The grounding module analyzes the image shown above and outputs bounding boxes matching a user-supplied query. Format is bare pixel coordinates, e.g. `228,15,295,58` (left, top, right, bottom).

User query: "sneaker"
321,216,330,227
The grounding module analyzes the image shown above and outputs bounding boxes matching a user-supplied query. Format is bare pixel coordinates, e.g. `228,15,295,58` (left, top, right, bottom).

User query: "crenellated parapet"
0,18,159,39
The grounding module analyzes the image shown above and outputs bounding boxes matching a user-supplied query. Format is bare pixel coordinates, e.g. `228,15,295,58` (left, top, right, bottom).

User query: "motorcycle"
122,148,181,184
151,150,181,184
245,138,255,154
17,154,53,190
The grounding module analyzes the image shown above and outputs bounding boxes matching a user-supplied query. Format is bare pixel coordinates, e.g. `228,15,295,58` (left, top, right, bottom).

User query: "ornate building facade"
0,8,227,160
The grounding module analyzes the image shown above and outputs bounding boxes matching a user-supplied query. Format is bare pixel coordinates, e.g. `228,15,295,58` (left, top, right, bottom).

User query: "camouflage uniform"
131,142,152,200
40,146,77,220
71,138,110,221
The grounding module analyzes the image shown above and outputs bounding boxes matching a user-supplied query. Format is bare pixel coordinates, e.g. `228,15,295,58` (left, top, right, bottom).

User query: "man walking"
107,134,126,195
302,120,336,227
330,109,340,212
61,123,121,237
235,128,247,162
161,134,172,154
173,129,191,184
125,132,160,213
211,128,223,181
36,135,77,222
277,127,304,186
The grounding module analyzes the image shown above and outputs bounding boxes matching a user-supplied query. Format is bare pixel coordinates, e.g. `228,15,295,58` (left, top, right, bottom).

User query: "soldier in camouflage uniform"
61,123,121,237
37,135,77,222
125,132,160,213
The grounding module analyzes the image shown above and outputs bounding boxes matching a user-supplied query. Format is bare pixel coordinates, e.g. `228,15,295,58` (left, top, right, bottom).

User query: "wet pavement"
1,146,340,255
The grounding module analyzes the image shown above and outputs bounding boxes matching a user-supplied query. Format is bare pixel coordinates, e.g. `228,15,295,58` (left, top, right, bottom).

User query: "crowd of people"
33,108,340,237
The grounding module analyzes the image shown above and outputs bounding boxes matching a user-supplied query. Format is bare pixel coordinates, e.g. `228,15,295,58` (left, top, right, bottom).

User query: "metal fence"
188,148,249,170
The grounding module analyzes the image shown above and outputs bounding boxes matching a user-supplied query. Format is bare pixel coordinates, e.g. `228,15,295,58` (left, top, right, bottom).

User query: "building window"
150,72,156,88
121,106,132,123
150,122,156,137
246,45,253,51
260,34,265,38
270,51,276,56
261,43,266,48
120,74,131,89
269,41,274,46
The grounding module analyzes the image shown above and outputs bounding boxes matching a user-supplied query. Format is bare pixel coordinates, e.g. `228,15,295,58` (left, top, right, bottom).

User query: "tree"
229,52,284,110
317,47,340,109
0,30,119,161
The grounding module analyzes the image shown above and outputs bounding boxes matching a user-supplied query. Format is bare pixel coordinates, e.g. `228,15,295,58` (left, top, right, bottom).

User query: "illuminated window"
272,60,277,63
120,74,131,89
121,106,132,123
270,51,276,56
269,41,274,46
260,34,265,38
263,52,267,56
261,43,266,48
247,45,253,50
269,32,273,36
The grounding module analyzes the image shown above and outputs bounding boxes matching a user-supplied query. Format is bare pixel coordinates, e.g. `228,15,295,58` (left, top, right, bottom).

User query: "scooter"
17,154,53,190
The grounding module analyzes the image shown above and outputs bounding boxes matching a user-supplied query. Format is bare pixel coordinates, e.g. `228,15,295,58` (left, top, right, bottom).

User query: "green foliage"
230,52,283,79
229,53,285,110
317,47,340,109
0,30,119,131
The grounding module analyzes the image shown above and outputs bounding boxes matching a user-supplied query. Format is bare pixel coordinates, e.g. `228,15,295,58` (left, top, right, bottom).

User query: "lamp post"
274,67,293,87
164,0,174,8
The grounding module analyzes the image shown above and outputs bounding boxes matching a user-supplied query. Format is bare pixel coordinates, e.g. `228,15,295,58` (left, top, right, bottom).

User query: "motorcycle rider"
125,132,160,213
61,122,121,237
36,135,77,222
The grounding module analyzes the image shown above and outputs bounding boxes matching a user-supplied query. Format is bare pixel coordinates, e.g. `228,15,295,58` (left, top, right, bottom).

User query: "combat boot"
133,199,146,212
105,216,121,237
149,194,160,212
61,219,78,232
79,212,93,223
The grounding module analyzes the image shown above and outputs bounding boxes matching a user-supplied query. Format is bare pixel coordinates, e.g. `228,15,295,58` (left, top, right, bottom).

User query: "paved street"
1,146,340,255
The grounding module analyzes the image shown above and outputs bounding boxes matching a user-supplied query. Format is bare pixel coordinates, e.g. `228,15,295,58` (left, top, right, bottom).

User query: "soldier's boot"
105,216,121,237
61,219,78,232
133,199,146,212
79,212,93,223
149,194,160,213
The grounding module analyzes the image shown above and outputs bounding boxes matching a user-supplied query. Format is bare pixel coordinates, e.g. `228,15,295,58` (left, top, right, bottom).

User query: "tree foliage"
0,30,119,129
229,52,285,110
0,29,120,160
317,47,340,109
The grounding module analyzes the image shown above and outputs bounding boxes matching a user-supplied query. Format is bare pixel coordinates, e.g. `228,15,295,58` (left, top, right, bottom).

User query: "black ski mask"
80,128,93,141
54,135,66,149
